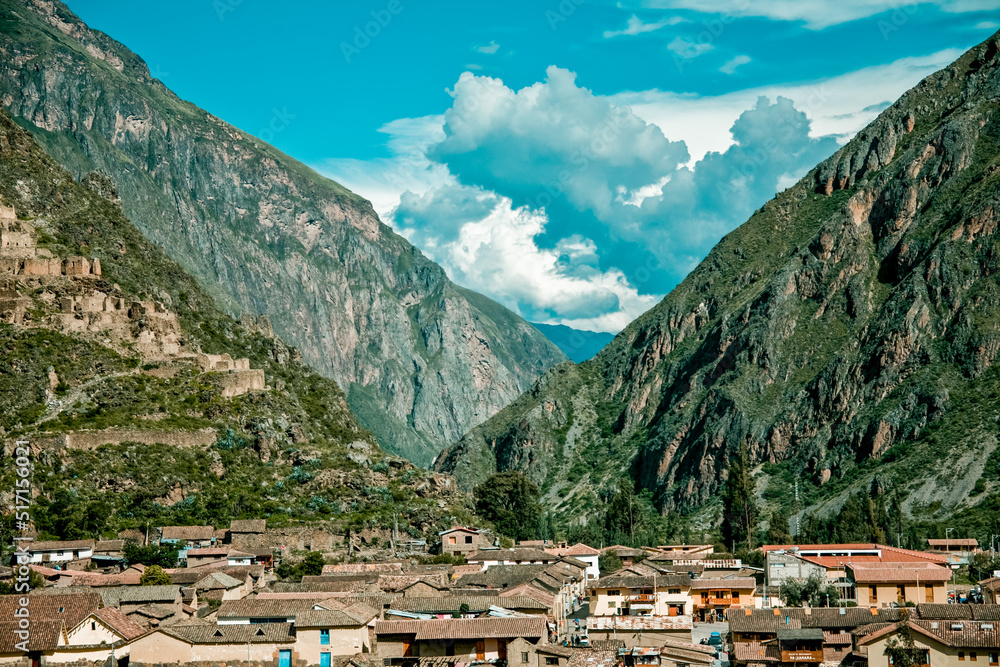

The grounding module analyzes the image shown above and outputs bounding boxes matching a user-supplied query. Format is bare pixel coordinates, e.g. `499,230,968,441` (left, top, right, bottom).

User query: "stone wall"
217,369,266,397
230,526,345,552
28,428,219,451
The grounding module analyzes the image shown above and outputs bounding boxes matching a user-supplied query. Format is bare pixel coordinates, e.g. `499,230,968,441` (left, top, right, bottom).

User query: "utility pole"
794,481,799,539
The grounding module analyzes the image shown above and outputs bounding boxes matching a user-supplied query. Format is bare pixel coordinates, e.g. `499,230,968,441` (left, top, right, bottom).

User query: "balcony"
780,650,824,662
700,597,739,607
628,594,656,603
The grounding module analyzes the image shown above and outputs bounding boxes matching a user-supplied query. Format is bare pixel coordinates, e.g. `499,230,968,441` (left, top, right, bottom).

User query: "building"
229,519,267,535
858,616,1000,667
439,527,483,556
602,547,649,568
690,577,756,621
159,525,216,549
586,615,693,646
186,547,254,567
589,573,692,617
291,607,377,663
847,562,952,606
466,549,562,569
128,622,298,665
545,544,601,580
23,540,95,565
375,616,550,666
386,595,551,619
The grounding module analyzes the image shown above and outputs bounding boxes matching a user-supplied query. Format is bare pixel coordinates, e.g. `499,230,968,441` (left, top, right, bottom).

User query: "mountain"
436,33,1000,531
531,323,615,363
0,104,470,540
0,0,565,467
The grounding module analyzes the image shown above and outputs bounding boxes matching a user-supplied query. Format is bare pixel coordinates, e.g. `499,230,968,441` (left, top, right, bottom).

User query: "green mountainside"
0,105,472,541
531,323,615,363
0,0,565,466
437,32,1000,540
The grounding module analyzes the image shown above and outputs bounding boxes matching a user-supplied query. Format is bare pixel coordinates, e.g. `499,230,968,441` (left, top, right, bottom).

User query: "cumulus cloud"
667,36,714,59
390,67,839,332
603,14,686,38
720,54,751,74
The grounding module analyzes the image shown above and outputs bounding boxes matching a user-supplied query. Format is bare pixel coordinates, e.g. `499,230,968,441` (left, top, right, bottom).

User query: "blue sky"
69,0,1000,332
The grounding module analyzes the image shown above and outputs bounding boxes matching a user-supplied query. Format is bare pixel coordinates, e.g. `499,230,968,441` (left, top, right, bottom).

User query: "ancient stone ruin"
0,204,102,277
196,352,266,397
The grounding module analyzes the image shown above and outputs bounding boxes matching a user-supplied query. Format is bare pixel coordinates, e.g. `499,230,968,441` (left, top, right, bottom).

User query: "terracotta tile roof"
457,564,550,589
295,603,378,627
118,529,145,542
162,622,296,644
323,563,404,574
90,607,147,639
859,619,1000,649
537,645,575,658
218,598,317,618
0,619,64,652
229,519,266,533
592,573,692,589
602,546,648,558
689,577,757,590
160,525,215,541
567,643,622,667
118,585,182,604
375,617,547,640
823,631,853,645
928,539,978,547
186,547,232,557
29,539,95,551
390,595,550,613
762,544,881,552
439,526,480,536
193,572,244,590
94,540,125,552
553,543,601,557
848,562,952,583
732,641,781,662
128,603,177,619
2,592,99,630
467,548,558,562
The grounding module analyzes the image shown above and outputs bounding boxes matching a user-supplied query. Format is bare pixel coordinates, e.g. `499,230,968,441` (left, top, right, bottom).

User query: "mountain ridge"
436,31,1000,532
0,0,566,466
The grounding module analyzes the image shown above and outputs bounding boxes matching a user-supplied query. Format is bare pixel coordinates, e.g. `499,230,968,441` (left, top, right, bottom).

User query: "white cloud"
603,14,687,38
625,0,999,30
475,40,500,54
720,54,751,74
612,49,962,164
975,20,1000,29
667,36,714,59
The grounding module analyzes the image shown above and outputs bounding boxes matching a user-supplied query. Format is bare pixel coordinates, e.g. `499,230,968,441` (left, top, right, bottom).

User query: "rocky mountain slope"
0,104,471,540
0,0,565,466
437,32,1000,529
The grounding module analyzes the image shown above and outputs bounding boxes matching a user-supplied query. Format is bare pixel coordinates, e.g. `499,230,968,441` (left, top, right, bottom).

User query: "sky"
68,0,1000,333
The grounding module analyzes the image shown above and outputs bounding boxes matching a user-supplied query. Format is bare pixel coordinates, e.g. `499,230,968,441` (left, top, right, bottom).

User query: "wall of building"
295,627,369,664
588,628,693,647
590,588,693,617
864,632,996,667
855,582,946,607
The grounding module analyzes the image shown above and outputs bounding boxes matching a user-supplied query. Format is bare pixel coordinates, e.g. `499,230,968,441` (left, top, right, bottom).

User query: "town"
5,527,999,667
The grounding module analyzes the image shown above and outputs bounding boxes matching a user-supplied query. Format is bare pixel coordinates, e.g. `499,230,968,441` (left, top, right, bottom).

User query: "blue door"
320,653,331,667
279,650,291,667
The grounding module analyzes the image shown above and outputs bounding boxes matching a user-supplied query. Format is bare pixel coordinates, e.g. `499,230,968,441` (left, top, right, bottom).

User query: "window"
91,622,96,631
960,652,966,661
668,589,681,595
869,585,878,600
608,601,617,608
988,653,997,665
545,658,559,665
733,591,740,601
972,653,978,662
320,629,330,645
449,536,456,545
897,585,906,601
608,590,620,596
522,653,529,664
926,585,934,603
465,536,473,544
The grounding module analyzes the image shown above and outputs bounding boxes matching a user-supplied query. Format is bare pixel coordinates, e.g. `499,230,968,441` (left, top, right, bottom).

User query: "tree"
884,615,926,667
474,472,542,541
140,565,172,586
781,573,840,607
765,507,792,544
721,442,760,552
599,550,623,575
300,551,326,577
123,540,178,568
604,480,646,545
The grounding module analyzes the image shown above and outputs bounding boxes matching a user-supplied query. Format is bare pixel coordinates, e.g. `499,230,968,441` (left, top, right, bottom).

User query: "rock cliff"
437,32,1000,526
0,0,565,465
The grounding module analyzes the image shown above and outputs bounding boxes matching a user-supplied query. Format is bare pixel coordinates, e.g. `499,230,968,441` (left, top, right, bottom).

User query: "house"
386,595,551,619
545,544,601,580
23,539,95,565
689,577,757,620
293,606,378,664
847,562,952,606
654,639,720,667
439,527,483,556
374,616,550,666
588,573,693,617
927,539,979,563
91,540,127,569
193,571,251,601
324,563,405,575
467,549,561,569
507,639,573,667
603,547,649,568
185,547,255,567
128,622,299,665
586,615,694,645
857,616,1000,667
981,578,1000,604
102,584,188,626
763,543,948,602
230,519,267,535
218,598,318,624
159,525,216,551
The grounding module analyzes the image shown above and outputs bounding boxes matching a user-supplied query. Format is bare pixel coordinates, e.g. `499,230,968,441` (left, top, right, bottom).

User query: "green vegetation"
721,443,759,552
275,551,326,581
140,565,172,586
474,472,543,541
123,541,179,568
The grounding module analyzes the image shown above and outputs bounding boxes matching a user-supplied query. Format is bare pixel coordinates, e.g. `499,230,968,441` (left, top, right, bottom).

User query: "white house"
26,540,95,564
